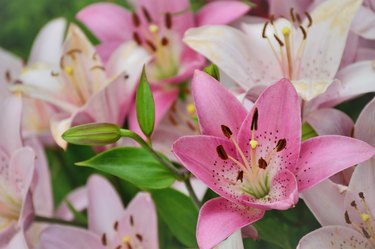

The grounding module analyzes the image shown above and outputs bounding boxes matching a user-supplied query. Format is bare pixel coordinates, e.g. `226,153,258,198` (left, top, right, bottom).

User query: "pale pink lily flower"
39,175,158,249
298,100,375,248
0,18,66,144
10,24,149,148
0,95,35,248
184,0,363,101
77,0,250,138
172,71,374,249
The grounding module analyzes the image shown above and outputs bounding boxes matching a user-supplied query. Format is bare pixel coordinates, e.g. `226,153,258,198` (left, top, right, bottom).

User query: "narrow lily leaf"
301,122,317,141
136,66,155,137
76,147,175,189
203,63,220,81
152,188,198,248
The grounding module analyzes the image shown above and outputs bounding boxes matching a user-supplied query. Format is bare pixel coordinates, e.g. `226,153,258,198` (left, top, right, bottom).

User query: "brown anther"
236,171,244,182
101,233,107,246
14,80,23,84
130,215,134,226
186,121,196,131
359,192,365,199
51,71,59,77
141,6,153,23
133,32,142,45
305,11,313,27
90,65,105,71
124,74,130,79
296,13,302,24
351,200,357,208
60,57,65,69
5,70,11,82
258,157,268,169
145,39,157,52
136,233,143,242
299,25,307,40
161,37,169,46
290,8,295,23
275,139,287,152
168,114,178,126
132,12,141,27
115,245,122,249
165,12,172,29
273,34,284,47
66,49,82,60
251,108,259,131
270,15,275,25
216,145,228,160
344,211,351,224
262,22,269,38
221,125,233,138
113,220,119,231
362,227,371,239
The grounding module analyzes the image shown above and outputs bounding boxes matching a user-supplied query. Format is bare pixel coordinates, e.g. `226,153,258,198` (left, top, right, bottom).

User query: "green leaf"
65,200,88,226
203,64,220,81
152,188,198,248
76,147,175,189
254,218,292,249
301,122,318,141
136,66,155,138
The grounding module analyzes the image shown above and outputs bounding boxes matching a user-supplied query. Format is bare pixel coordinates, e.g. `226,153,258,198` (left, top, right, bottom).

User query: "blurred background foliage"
0,0,373,248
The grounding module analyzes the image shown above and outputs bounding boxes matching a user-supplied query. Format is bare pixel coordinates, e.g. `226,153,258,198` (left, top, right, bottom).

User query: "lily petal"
184,25,282,90
87,175,123,242
354,97,375,147
0,48,23,88
297,225,369,249
56,187,88,221
296,135,375,192
196,1,250,26
301,179,347,226
29,18,66,65
39,225,105,249
197,197,264,249
215,229,244,249
76,3,133,42
351,6,375,39
192,70,247,138
305,108,354,136
0,95,23,154
4,231,28,249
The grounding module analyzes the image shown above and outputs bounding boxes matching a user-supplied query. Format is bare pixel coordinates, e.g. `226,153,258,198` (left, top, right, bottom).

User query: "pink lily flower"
184,0,363,101
0,95,36,248
298,100,375,248
0,18,66,144
172,71,374,249
39,175,158,249
77,0,250,138
10,24,149,148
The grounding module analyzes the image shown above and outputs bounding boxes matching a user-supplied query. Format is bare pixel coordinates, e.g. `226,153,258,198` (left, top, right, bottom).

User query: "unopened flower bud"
62,123,121,146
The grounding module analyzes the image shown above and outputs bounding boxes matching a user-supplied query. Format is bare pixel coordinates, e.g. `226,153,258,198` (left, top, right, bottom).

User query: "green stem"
35,215,86,228
184,177,201,209
120,129,183,180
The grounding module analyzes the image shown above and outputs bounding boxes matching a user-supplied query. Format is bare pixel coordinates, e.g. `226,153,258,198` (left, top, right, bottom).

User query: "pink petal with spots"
196,1,250,26
117,193,159,249
192,70,247,138
87,175,123,241
296,135,375,192
197,197,264,249
173,135,244,205
297,225,369,249
238,79,301,173
39,225,105,249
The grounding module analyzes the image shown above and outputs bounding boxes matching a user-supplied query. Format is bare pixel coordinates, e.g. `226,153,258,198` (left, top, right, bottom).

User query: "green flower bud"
62,123,121,146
